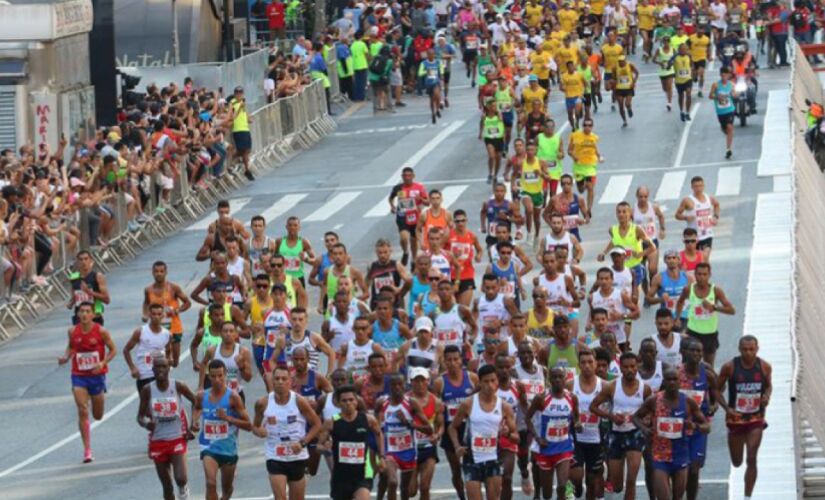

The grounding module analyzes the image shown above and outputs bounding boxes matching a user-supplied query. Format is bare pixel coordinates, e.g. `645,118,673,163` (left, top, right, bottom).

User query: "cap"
234,86,244,93
528,74,539,82
664,249,679,258
270,282,287,293
414,316,433,332
69,177,85,188
618,55,627,61
409,367,431,380
609,247,627,256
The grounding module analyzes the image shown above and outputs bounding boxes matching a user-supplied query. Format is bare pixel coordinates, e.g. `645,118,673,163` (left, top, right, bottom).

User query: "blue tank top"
492,259,519,297
538,392,575,456
653,393,690,466
660,271,689,319
299,369,324,402
199,389,238,457
681,364,710,415
714,81,735,115
567,194,582,241
373,319,404,351
408,275,431,316
318,253,332,282
441,370,474,424
485,198,511,234
420,292,439,317
421,59,441,84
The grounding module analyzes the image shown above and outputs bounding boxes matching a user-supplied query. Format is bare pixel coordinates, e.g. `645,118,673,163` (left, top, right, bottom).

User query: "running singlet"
537,391,575,456
146,284,183,335
71,323,108,376
149,380,186,441
485,198,511,235
686,284,717,334
482,115,504,139
465,394,503,464
135,324,171,380
650,392,690,465
434,304,466,348
331,412,375,484
612,380,645,432
264,391,309,461
344,339,373,384
659,271,689,319
573,377,602,444
449,230,476,281
633,203,658,241
727,357,766,425
688,194,714,241
392,182,427,226
213,342,243,393
714,80,735,115
520,156,544,194
537,133,562,179
199,389,238,457
679,363,710,415
442,370,474,424
382,397,417,462
278,238,305,279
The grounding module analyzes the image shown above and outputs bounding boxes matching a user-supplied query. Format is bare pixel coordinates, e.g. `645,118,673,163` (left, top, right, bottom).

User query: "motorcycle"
734,76,755,126
804,99,825,171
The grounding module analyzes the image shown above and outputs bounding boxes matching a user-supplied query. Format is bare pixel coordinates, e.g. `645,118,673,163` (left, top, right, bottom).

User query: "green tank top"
687,283,718,334
610,223,643,268
326,266,351,303
657,47,675,77
274,277,297,309
547,341,579,380
577,65,592,94
483,115,504,139
537,132,562,179
495,87,513,113
200,303,232,355
279,238,305,278
477,55,494,84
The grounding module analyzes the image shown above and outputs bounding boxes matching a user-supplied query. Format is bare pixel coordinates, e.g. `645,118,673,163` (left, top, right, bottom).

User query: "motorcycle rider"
731,45,758,115
716,30,740,68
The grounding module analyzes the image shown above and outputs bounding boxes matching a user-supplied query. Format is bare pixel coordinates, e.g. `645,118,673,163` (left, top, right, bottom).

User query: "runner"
493,354,526,500
192,359,252,500
436,36,456,107
270,252,310,310
407,367,444,500
252,365,322,500
633,366,710,500
542,315,580,384
494,74,519,155
419,49,443,124
272,307,336,374
638,0,656,61
372,295,412,364
388,167,429,266
520,139,553,245
588,266,638,351
568,118,602,217
589,352,653,500
717,335,772,500
124,303,172,391
655,36,677,111
598,201,653,301
274,216,315,288
433,279,477,360
246,273,275,380
561,60,587,131
449,209,484,306
600,31,624,111
473,273,518,353
480,182,516,257
675,262,736,367
247,215,278,276
418,189,454,253
538,212,584,265
308,231,341,315
521,100,548,143
568,350,605,500
58,302,117,462
68,251,110,325
137,354,197,500
321,243,369,313
190,253,246,307
449,364,518,500
195,200,250,262
339,315,384,383
674,43,695,121
689,28,712,98
527,287,555,346
197,322,254,400
486,241,526,308
647,249,692,331
366,238,411,310
675,175,720,261
614,55,640,128
709,66,737,158
534,252,580,331
143,260,190,367
396,316,442,378
652,308,684,366
480,101,506,183
679,228,704,279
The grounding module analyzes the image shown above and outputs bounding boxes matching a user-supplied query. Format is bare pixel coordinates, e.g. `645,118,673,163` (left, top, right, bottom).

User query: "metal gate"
0,87,16,152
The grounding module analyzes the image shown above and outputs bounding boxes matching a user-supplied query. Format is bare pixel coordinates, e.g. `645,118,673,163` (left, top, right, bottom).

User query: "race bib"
501,281,516,298
446,402,460,421
665,297,677,311
398,197,416,212
580,411,599,431
228,377,240,392
643,223,657,237
735,393,761,414
520,380,545,401
274,443,298,458
619,76,631,86
678,68,690,78
427,68,438,79
471,432,498,455
693,305,712,320
436,329,460,344
698,15,708,24
486,126,501,137
717,95,730,107
523,171,539,181
563,215,579,230
350,368,369,385
203,419,229,440
339,441,366,464
284,257,301,272
656,417,684,439
387,429,413,453
545,418,570,442
680,389,705,406
73,290,93,304
266,330,280,348
374,275,395,291
466,37,479,49
152,397,179,419
143,353,154,369
76,351,100,371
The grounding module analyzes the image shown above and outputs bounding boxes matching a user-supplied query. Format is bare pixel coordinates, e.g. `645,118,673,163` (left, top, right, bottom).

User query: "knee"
205,476,218,491
77,405,90,420
746,455,758,469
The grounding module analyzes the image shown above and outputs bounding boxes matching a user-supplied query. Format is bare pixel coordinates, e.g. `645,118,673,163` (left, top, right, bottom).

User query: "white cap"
414,316,433,332
409,366,431,380
609,247,627,257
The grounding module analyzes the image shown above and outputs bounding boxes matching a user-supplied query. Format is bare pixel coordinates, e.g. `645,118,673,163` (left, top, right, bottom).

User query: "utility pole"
313,0,327,38
223,0,233,61
172,0,180,65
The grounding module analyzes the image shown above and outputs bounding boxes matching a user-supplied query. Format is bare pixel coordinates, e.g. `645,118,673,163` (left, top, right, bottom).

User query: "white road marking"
655,170,687,201
304,191,362,222
332,122,442,137
671,103,701,169
259,194,307,223
364,195,392,218
185,197,252,231
382,120,466,186
598,174,633,205
439,184,469,209
715,166,742,196
333,223,343,230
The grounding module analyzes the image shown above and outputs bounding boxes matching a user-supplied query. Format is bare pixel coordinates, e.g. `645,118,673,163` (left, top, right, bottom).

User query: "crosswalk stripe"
655,170,687,201
598,174,633,205
439,185,470,209
186,197,252,231
304,191,362,222
259,194,308,223
715,167,742,196
364,195,392,218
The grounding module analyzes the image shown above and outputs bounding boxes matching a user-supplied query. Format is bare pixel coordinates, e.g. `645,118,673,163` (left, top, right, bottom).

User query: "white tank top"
214,342,243,393
633,202,658,240
653,334,682,367
611,266,634,294
514,362,546,405
344,339,374,382
497,385,524,430
136,324,171,380
264,391,309,461
544,231,574,263
429,250,452,279
538,273,572,316
573,377,603,444
226,257,246,303
490,244,525,272
638,360,663,392
247,236,272,275
612,379,645,432
328,313,356,352
468,394,503,463
590,288,628,343
434,304,466,348
688,194,714,240
322,394,341,421
263,309,291,348
477,293,510,348
149,379,185,441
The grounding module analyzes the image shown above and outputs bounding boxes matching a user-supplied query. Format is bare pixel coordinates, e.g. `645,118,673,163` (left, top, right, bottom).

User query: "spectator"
226,87,256,181
266,0,287,40
350,30,371,101
336,35,355,99
792,1,814,44
251,0,269,42
767,1,791,67
310,41,335,115
368,44,394,113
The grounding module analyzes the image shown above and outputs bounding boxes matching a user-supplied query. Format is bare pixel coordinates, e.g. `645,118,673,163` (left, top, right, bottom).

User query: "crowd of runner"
57,1,784,499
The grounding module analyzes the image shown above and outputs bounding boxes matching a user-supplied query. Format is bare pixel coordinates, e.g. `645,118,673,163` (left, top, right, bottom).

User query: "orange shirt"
588,54,602,80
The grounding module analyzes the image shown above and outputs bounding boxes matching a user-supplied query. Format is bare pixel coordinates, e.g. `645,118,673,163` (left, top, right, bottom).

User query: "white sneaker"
178,485,189,499
521,476,534,496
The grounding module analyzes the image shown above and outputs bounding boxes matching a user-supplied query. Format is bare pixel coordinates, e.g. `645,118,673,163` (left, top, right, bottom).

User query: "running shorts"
717,112,735,131
535,450,574,470
697,237,713,250
616,88,635,97
71,374,107,396
689,430,708,467
565,96,582,109
726,420,768,435
233,131,252,152
172,333,183,343
521,191,544,208
387,453,417,471
676,81,693,93
462,458,502,481
686,329,720,355
332,478,373,500
484,137,505,152
652,459,689,474
573,163,597,182
693,60,707,70
608,430,645,459
573,442,605,472
200,450,239,466
417,445,440,464
266,459,307,481
458,278,476,294
149,437,187,463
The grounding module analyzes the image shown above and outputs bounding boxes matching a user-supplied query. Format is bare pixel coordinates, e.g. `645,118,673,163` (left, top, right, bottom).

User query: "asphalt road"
0,45,791,500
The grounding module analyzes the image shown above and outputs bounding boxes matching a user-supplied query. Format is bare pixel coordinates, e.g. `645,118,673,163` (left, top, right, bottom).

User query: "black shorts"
616,88,634,97
573,442,605,472
444,71,451,84
484,137,505,152
608,430,645,459
686,329,720,355
458,278,476,294
396,217,417,234
232,131,252,153
440,423,465,452
332,478,373,500
697,237,713,250
266,459,307,481
539,78,550,91
717,112,734,131
136,377,155,392
463,49,478,63
604,72,614,82
417,445,439,464
676,81,693,93
583,93,592,106
693,60,707,70
425,82,439,97
462,458,502,482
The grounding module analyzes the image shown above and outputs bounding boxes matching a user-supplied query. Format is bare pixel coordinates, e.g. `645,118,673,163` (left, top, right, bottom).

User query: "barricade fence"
0,75,336,343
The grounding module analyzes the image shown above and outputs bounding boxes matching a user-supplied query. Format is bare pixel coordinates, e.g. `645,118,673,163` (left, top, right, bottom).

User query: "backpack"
791,11,806,30
370,56,388,75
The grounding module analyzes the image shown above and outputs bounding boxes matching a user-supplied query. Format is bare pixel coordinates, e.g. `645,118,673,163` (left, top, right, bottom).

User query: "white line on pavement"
715,166,742,196
439,184,469,209
655,170,687,201
598,174,633,205
186,197,252,231
304,191,362,222
363,195,392,218
672,102,702,169
259,194,307,223
382,120,466,186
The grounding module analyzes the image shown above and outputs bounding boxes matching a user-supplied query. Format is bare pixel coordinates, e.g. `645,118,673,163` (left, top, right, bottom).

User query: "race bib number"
374,275,395,291
497,102,512,112
339,441,366,464
643,223,657,237
398,197,416,212
152,397,179,419
717,95,730,107
735,393,761,414
73,290,93,304
501,281,516,298
436,329,460,344
520,380,545,401
76,351,100,371
466,37,479,49
451,242,472,262
227,377,240,391
580,412,599,431
681,389,705,406
387,429,413,453
266,330,279,348
415,429,432,443
619,76,631,86
698,15,708,24
545,418,570,442
656,417,684,439
523,171,539,181
693,305,712,320
665,297,677,311
730,14,740,23
678,68,690,78
563,215,579,230
487,221,497,234
143,353,154,369
471,432,498,455
274,443,298,458
284,257,301,272
427,68,438,79
486,126,501,137
446,402,460,420
350,368,369,385
203,419,229,440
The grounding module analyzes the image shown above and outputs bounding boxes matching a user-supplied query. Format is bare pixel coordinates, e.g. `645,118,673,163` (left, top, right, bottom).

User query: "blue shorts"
565,96,582,109
653,459,689,474
568,309,580,320
689,431,708,467
253,344,266,371
630,264,645,286
71,374,107,396
502,110,514,126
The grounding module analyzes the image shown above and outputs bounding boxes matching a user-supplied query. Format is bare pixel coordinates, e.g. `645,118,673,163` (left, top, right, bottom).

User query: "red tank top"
679,250,703,273
71,323,108,376
449,230,476,280
411,392,436,427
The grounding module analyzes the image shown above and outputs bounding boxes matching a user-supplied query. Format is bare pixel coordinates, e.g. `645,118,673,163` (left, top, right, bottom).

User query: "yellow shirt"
638,5,656,31
615,63,635,89
688,34,710,62
525,4,544,27
561,71,586,98
522,85,548,105
590,0,606,15
556,45,578,67
520,156,544,194
530,52,552,79
558,8,579,32
601,43,624,74
674,54,692,84
570,130,599,165
501,42,516,61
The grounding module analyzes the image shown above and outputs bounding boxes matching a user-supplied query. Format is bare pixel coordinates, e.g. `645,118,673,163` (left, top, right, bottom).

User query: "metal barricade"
325,50,346,104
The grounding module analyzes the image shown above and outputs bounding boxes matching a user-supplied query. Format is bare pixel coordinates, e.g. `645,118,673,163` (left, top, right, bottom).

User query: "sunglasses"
455,218,467,223
532,294,546,299
256,283,269,289
683,239,696,244
270,262,283,267
428,276,440,281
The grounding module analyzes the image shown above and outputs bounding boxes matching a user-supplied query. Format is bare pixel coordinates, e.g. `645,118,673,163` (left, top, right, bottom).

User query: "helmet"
811,103,824,119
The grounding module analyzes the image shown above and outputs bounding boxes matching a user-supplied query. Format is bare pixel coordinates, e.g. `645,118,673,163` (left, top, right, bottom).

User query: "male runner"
614,55,640,127
143,261,191,367
68,250,110,325
340,315,385,383
568,118,602,216
246,215,277,276
675,175,720,260
124,303,172,391
709,66,738,158
568,350,605,500
449,209,484,306
195,200,250,262
407,367,444,500
198,322,254,401
647,249,692,330
274,216,315,288
366,238,411,310
519,140,552,245
389,167,429,266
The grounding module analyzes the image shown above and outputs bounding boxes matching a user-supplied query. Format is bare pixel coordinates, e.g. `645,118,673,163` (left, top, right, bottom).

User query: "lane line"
715,166,742,196
598,174,633,205
304,191,362,222
363,195,392,218
655,170,687,201
382,120,466,186
439,184,469,209
259,194,307,223
671,102,701,169
185,197,252,231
